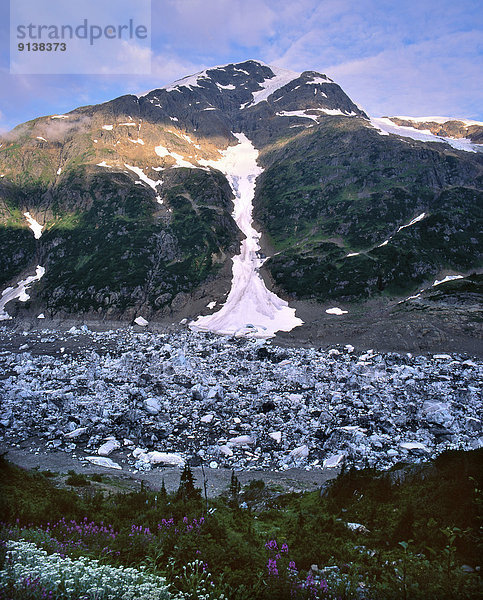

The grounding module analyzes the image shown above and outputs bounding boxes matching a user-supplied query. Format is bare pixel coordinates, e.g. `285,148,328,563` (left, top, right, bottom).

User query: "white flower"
0,540,170,599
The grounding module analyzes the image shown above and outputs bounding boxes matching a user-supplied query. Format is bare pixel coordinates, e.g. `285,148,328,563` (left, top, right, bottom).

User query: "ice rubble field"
0,326,481,473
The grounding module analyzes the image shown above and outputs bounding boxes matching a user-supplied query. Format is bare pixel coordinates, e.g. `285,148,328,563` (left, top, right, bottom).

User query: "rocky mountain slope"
0,60,481,335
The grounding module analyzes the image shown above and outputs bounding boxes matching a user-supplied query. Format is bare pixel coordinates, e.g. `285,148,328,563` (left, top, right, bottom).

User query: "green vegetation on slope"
256,119,483,301
0,165,239,315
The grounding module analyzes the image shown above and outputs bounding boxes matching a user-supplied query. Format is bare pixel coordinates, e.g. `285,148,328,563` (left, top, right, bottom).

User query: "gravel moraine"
0,325,481,474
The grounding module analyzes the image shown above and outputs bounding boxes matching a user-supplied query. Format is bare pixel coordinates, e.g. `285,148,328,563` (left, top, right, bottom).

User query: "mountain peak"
136,60,299,98
134,59,365,127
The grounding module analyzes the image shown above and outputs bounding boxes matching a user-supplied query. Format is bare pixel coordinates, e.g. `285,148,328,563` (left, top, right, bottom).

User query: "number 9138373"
18,42,67,51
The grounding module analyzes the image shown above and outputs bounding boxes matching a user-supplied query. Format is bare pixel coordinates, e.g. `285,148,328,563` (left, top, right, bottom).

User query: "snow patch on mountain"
373,212,428,251
306,76,332,85
397,212,426,232
154,145,170,158
124,164,162,191
392,116,483,126
154,144,199,168
23,212,43,239
320,108,357,117
326,307,348,315
246,65,300,108
370,118,479,153
432,275,464,287
276,110,319,122
190,133,303,338
163,70,210,92
0,266,45,321
276,107,356,122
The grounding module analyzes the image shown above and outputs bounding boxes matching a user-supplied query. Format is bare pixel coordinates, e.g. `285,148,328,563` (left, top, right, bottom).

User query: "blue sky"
1,0,482,132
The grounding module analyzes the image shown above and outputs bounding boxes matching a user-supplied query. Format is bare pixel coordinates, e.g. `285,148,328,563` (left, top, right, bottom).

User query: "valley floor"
0,320,481,479
0,446,338,497
4,289,482,357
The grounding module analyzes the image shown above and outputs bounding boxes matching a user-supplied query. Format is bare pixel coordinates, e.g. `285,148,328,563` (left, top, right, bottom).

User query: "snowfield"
369,117,480,153
23,212,43,239
191,133,303,338
0,267,45,321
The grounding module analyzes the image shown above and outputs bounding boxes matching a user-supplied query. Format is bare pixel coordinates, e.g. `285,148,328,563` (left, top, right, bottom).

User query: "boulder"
268,431,282,444
219,444,234,457
145,451,185,467
144,397,161,415
64,427,88,439
323,453,346,468
86,456,122,470
97,439,120,456
289,444,309,464
228,435,254,446
421,401,453,427
346,522,370,534
399,441,430,454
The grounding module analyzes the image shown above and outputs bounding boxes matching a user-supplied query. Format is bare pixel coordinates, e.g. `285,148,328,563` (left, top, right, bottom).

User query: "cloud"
107,41,152,75
154,0,277,51
0,0,481,129
0,112,92,143
126,53,207,96
326,30,483,118
258,0,483,119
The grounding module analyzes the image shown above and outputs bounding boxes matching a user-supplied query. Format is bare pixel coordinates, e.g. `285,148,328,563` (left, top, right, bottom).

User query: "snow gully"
190,133,303,338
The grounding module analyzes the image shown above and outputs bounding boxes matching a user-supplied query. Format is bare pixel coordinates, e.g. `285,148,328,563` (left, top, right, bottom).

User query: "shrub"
65,471,90,487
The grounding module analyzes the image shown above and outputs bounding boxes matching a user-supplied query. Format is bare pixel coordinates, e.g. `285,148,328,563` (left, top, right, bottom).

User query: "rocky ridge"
386,116,483,144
